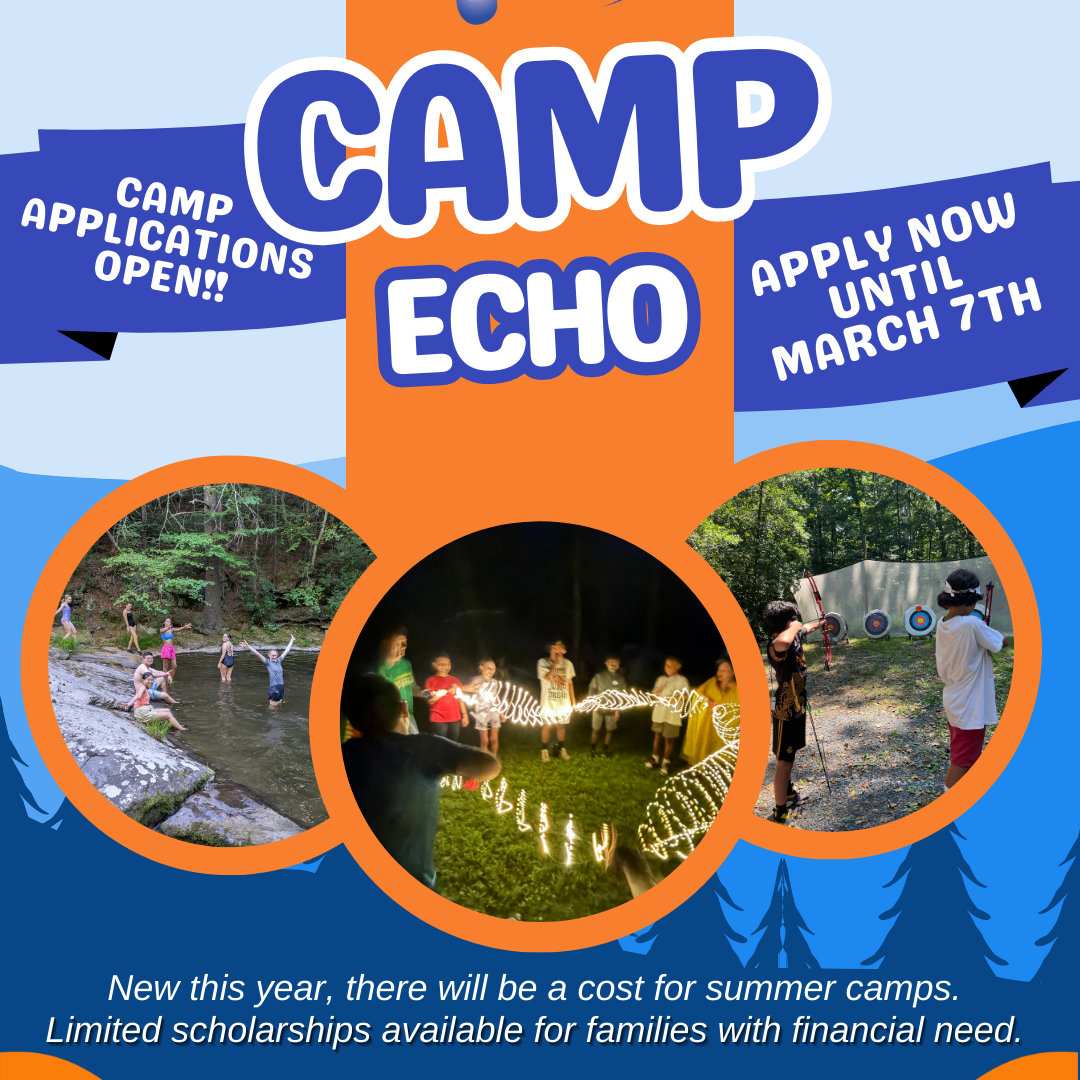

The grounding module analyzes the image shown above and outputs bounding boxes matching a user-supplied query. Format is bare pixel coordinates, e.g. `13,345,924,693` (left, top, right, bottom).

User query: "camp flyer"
2,2,1077,1080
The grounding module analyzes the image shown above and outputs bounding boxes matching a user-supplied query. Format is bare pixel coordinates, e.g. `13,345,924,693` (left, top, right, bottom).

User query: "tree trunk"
845,469,867,563
934,500,947,562
203,485,224,630
306,508,330,585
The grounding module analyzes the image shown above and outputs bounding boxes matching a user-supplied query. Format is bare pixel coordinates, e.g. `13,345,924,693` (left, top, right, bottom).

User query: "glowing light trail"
637,704,740,862
457,682,734,731
437,684,740,871
515,788,531,831
494,776,513,814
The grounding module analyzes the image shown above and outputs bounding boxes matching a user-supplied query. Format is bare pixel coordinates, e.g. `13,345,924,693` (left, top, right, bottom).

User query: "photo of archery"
338,522,740,921
691,469,1013,832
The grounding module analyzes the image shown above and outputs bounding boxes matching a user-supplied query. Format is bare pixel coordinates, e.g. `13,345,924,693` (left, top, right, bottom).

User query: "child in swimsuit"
217,632,235,682
159,617,192,681
122,603,139,652
55,595,77,640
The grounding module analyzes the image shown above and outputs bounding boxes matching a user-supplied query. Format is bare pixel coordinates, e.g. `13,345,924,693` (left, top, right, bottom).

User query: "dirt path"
753,636,1012,832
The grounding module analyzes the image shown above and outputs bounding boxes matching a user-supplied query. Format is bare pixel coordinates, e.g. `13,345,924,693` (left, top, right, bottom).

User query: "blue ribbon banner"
3,125,345,363
734,164,1077,410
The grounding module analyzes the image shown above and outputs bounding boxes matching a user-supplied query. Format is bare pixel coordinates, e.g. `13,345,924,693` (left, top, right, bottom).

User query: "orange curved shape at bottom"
979,1052,1078,1079
0,1053,104,1080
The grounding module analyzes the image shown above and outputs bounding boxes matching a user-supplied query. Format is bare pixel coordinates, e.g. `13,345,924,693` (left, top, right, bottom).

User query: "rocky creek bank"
49,648,304,846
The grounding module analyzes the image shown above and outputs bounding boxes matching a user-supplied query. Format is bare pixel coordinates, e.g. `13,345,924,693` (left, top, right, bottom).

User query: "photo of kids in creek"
48,483,373,846
691,469,1014,832
339,522,741,922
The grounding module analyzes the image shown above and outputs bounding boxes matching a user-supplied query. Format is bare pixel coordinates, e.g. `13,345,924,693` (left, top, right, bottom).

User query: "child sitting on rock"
125,671,186,732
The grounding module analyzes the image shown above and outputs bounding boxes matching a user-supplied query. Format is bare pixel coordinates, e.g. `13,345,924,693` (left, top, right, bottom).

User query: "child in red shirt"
425,655,469,741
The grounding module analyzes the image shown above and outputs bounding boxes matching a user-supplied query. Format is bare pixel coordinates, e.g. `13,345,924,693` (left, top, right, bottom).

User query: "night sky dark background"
349,523,727,712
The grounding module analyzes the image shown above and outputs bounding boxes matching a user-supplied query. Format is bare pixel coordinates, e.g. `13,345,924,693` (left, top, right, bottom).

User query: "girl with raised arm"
242,635,295,707
159,617,192,682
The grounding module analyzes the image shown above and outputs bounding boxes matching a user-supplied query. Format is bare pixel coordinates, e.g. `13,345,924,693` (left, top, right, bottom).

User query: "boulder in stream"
157,780,304,845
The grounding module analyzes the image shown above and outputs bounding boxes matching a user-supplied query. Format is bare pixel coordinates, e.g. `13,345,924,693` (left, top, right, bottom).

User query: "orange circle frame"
716,442,1040,859
22,457,355,874
310,512,763,951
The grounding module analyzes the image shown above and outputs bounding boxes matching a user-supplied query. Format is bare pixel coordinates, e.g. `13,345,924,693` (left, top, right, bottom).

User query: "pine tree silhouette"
862,822,1007,970
747,858,820,969
1033,829,1078,984
714,879,749,966
620,875,748,960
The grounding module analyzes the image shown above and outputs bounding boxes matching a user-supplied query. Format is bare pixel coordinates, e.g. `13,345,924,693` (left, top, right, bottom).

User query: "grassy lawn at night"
433,712,676,920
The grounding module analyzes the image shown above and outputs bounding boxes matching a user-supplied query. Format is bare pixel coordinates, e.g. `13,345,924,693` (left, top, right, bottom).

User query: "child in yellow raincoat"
681,656,739,766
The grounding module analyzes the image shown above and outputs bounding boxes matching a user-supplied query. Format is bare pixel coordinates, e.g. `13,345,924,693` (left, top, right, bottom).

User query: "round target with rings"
818,612,846,641
904,605,937,637
863,609,892,639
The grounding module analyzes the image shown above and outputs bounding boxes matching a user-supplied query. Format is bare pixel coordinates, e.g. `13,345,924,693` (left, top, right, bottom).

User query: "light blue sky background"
1,2,1073,978
2,1,1078,474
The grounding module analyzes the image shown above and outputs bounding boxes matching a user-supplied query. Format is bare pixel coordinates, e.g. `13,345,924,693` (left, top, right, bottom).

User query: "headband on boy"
944,581,981,597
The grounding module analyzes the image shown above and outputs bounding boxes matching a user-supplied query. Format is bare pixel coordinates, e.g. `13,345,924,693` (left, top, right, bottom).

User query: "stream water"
168,651,327,830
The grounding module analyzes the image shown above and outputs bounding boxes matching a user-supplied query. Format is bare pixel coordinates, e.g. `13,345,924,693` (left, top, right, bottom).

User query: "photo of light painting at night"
339,523,741,921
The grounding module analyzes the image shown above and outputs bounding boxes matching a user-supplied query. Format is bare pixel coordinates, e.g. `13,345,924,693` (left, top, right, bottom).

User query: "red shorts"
948,724,985,768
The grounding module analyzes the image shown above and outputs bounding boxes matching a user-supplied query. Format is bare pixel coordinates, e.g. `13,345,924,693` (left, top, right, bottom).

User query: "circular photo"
691,468,1013,831
339,522,741,920
48,483,372,846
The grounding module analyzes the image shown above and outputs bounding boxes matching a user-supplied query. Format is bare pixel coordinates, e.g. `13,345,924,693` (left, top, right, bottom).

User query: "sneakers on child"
560,747,570,761
786,786,801,808
645,758,658,769
771,805,791,825
659,761,670,776
541,748,550,763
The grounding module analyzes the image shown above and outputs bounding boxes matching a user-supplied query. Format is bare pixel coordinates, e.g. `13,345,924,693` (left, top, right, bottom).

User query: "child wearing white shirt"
935,569,1005,789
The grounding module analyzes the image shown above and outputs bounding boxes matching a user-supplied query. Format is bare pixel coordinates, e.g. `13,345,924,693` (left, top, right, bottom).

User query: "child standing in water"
55,595,76,640
159,617,192,681
122,603,139,652
463,659,503,756
936,569,1005,789
217,633,235,682
242,636,296,706
426,655,468,741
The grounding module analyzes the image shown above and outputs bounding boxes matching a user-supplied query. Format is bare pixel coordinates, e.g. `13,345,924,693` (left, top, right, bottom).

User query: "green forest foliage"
100,484,374,624
689,470,985,639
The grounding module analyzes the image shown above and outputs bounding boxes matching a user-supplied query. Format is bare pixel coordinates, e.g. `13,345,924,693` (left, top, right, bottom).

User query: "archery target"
819,612,846,641
863,609,892,639
904,605,937,637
